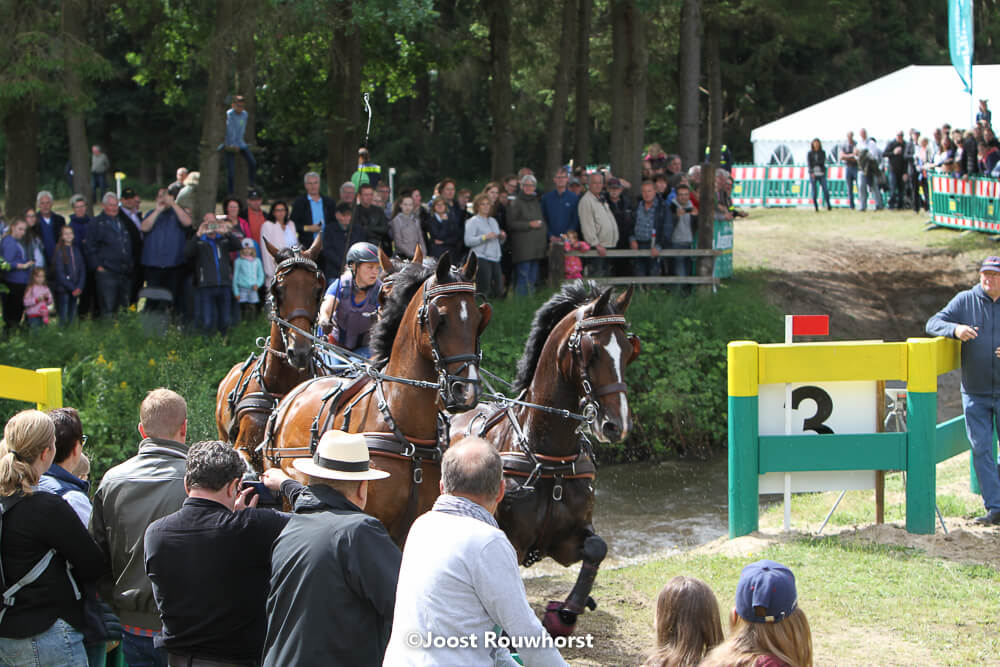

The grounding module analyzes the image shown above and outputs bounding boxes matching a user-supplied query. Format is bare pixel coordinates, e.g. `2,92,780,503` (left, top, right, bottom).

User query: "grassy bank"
0,272,782,481
527,451,1000,667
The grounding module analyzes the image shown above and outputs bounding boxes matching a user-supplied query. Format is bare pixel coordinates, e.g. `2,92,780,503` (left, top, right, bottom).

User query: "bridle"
267,251,325,359
565,313,635,428
416,280,482,409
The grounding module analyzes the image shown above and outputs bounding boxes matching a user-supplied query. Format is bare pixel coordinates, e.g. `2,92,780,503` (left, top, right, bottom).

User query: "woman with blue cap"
699,560,813,667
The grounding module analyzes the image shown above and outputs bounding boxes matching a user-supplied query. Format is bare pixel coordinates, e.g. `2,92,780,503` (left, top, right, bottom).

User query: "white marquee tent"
750,64,1000,165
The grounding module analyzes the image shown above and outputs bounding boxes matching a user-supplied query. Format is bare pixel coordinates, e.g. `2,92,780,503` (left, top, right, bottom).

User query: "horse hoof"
542,601,576,637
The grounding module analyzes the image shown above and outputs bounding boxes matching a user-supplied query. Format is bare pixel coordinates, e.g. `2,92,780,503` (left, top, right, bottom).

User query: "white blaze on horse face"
466,365,479,382
604,335,629,429
459,300,469,323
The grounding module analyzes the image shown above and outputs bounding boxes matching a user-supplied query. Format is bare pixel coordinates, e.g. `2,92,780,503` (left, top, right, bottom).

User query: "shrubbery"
0,276,782,482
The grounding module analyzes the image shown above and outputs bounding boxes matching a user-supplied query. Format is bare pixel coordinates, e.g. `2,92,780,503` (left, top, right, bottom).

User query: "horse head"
411,251,491,412
265,235,325,370
557,284,639,443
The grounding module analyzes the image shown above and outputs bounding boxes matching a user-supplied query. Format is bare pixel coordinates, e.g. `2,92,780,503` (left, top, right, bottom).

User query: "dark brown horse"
215,237,325,470
262,252,491,542
450,281,639,636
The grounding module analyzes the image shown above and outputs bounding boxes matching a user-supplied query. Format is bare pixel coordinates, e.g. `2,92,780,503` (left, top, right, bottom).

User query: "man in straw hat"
927,256,1000,525
261,430,400,667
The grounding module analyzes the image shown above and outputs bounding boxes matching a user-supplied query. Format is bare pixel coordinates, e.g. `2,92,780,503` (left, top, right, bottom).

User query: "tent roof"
750,65,1000,144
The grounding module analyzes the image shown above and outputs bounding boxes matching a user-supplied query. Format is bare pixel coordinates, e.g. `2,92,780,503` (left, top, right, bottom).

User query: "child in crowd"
457,188,473,219
74,453,90,482
389,195,427,260
643,576,723,667
51,225,86,326
700,560,813,667
23,267,53,328
232,238,265,317
562,230,589,280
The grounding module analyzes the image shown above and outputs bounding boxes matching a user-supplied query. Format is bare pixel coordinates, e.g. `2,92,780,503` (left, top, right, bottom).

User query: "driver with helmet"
318,242,382,358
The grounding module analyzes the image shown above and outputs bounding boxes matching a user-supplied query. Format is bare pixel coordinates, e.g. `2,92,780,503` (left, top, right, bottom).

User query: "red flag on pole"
790,315,829,336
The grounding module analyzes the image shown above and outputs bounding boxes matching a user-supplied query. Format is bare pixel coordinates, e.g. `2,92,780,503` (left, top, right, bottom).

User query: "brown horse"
450,281,639,636
262,251,491,542
215,236,325,470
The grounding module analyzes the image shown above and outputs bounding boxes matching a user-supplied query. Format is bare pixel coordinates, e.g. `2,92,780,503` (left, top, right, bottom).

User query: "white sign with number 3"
757,380,878,493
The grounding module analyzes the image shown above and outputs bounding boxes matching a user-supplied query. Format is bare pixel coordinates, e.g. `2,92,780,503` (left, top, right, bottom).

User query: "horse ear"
435,251,452,283
461,251,478,282
303,234,322,261
411,244,424,265
614,284,635,314
263,238,280,260
478,302,492,335
593,286,614,315
379,247,393,273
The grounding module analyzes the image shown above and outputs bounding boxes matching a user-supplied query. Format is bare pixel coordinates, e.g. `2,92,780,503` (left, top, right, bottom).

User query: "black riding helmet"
346,242,379,267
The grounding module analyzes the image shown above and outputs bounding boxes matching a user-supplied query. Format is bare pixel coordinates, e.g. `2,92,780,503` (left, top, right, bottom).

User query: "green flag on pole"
949,0,974,93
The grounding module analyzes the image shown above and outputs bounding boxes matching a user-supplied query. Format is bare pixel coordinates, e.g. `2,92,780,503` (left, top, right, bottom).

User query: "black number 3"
791,386,834,434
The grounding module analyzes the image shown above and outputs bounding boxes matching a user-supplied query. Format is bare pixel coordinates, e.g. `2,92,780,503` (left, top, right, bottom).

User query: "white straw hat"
292,430,389,481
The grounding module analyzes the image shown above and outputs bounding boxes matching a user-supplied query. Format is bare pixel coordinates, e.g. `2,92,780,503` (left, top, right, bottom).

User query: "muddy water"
522,455,729,577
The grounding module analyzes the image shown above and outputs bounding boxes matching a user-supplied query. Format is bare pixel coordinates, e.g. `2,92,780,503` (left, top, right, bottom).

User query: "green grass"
530,529,1000,666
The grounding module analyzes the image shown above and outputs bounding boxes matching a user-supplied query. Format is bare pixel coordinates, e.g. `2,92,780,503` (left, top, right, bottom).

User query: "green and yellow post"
728,341,759,538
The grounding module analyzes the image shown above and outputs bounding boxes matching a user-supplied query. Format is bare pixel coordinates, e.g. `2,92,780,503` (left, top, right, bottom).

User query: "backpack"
0,493,81,626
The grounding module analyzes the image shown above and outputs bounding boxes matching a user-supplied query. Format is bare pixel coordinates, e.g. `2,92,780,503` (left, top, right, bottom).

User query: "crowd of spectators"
829,100,1000,214
0,401,814,667
0,138,749,332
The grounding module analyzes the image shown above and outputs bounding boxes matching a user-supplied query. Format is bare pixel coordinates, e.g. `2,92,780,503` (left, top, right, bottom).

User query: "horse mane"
369,260,438,366
272,246,299,264
513,280,605,392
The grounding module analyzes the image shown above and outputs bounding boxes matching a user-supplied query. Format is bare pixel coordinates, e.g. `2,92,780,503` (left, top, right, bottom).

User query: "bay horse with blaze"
450,280,639,636
262,252,491,542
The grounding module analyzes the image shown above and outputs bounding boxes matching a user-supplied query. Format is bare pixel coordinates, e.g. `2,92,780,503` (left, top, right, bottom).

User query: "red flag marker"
790,315,829,337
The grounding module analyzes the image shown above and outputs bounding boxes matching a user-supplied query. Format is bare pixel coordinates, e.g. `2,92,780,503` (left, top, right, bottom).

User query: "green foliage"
0,312,267,484
0,277,782,484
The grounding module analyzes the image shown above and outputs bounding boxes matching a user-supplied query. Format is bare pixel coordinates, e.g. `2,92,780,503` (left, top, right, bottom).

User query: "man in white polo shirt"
384,438,568,667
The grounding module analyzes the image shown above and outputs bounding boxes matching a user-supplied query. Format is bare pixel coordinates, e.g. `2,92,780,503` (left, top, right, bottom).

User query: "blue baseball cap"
981,257,1000,273
735,560,798,624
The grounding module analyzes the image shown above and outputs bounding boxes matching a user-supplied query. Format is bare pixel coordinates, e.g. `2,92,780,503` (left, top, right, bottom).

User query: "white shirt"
383,508,568,667
259,220,299,282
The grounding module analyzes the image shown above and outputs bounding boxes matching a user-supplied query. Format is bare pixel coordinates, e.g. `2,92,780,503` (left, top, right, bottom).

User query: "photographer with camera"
144,441,293,667
141,188,192,313
184,213,243,335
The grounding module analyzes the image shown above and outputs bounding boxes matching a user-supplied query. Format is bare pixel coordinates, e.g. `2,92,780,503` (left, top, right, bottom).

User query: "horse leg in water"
542,530,607,637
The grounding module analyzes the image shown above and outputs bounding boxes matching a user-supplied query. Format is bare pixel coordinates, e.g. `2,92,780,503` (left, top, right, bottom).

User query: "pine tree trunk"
610,1,646,187
62,0,91,208
487,0,514,180
4,104,39,220
325,0,361,196
573,0,592,167
194,0,236,222
544,0,578,184
678,0,701,170
233,0,257,197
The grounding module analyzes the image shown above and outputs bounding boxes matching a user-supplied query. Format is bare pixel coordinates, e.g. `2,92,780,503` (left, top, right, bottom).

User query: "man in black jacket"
884,131,908,210
145,441,293,667
84,192,132,317
290,171,336,251
321,202,365,283
352,183,390,253
262,431,401,667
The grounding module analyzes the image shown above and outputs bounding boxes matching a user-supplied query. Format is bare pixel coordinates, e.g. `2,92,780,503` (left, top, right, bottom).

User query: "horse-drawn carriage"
215,240,639,635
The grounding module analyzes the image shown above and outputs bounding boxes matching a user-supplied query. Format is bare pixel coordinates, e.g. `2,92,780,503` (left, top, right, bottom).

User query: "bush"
0,275,782,484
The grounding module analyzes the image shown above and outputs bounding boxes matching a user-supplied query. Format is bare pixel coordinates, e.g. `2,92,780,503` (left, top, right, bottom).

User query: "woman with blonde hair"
643,576,723,667
699,560,813,667
0,410,104,666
